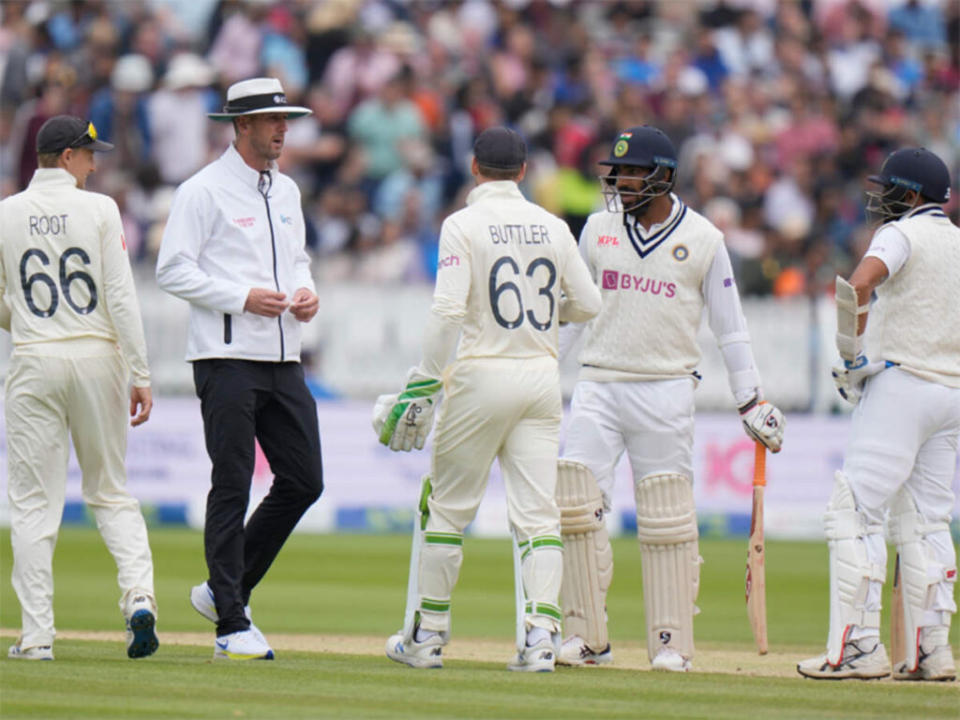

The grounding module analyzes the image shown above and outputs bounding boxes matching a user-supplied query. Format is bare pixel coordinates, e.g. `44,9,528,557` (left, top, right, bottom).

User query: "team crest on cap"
614,139,629,158
87,122,98,139
672,244,689,261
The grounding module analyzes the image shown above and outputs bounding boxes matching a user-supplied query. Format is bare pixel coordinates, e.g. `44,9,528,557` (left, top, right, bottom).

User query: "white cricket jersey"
576,195,754,385
431,181,600,362
866,205,960,388
156,144,316,362
0,168,150,385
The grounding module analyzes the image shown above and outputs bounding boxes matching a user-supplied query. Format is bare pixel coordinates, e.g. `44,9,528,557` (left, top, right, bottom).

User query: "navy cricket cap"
36,115,114,154
474,126,527,170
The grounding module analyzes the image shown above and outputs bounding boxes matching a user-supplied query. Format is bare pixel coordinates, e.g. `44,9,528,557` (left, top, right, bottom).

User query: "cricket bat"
890,553,904,669
745,441,768,655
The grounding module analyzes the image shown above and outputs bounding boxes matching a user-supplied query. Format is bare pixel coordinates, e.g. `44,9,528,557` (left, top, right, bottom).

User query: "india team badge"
672,244,689,261
613,132,632,158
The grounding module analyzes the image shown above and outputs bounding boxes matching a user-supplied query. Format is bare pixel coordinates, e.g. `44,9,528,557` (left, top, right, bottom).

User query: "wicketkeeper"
374,127,601,672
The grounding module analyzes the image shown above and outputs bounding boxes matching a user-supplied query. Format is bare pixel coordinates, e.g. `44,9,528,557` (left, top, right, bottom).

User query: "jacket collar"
466,180,524,205
220,142,278,187
28,168,78,189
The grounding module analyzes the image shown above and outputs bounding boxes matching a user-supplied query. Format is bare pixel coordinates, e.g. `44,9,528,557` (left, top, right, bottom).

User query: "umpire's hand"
130,386,152,427
289,287,319,322
244,288,290,317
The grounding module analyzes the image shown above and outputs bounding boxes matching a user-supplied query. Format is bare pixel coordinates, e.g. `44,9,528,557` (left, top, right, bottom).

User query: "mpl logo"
598,235,619,247
438,254,460,269
602,270,619,289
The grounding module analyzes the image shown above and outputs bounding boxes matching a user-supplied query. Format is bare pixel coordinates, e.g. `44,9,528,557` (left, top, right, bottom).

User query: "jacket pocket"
223,314,232,345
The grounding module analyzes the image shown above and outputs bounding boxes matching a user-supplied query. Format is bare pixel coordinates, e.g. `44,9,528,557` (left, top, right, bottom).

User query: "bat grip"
753,441,767,488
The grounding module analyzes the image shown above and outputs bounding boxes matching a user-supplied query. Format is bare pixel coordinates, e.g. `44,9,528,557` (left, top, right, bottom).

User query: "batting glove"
831,355,893,405
738,397,785,453
372,369,442,452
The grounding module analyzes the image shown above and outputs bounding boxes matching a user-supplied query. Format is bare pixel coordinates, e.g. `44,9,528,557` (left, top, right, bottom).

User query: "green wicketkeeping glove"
371,369,442,452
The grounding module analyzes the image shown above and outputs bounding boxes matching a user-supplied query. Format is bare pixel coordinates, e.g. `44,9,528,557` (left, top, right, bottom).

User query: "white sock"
415,627,439,643
526,627,550,647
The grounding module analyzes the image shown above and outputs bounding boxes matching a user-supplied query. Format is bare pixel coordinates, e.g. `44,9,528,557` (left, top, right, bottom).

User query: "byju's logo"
601,268,676,297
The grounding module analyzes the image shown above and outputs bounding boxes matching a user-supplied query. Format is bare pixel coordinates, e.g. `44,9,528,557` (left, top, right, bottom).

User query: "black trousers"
193,359,323,636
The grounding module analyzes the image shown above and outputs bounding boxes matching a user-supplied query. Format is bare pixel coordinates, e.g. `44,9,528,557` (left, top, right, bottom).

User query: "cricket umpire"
0,115,158,660
156,78,322,661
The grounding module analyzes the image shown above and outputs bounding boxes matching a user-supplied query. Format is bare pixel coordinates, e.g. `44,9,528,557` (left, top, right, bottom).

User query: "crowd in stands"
1,0,957,297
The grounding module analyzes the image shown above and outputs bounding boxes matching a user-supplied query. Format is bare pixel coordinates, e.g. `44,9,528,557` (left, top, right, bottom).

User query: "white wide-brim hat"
208,77,312,121
164,53,215,90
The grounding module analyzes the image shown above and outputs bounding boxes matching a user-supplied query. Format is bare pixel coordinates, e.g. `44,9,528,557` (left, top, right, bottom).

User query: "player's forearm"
419,308,460,379
106,295,151,385
719,338,761,406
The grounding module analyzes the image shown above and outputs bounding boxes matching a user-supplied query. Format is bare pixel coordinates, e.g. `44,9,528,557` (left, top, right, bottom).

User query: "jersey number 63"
488,255,556,331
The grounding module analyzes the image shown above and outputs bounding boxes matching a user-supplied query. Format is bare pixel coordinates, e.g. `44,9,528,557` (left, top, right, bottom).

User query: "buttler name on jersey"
488,224,552,244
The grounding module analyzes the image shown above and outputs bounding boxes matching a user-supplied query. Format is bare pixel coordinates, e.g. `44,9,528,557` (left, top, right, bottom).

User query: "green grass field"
0,528,956,719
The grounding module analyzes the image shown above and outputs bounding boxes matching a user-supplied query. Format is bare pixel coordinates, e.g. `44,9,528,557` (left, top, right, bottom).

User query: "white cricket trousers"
5,340,154,649
418,356,564,634
843,367,959,633
563,378,696,510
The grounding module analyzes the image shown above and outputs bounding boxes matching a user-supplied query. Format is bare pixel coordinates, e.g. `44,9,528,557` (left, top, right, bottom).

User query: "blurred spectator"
147,52,218,184
888,0,947,50
347,67,425,189
88,53,153,174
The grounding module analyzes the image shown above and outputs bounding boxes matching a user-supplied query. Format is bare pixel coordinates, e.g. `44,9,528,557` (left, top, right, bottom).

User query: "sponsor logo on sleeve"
438,254,460,269
723,277,733,288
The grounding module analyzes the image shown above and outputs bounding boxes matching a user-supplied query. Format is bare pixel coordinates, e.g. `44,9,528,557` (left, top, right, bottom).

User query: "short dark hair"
37,151,62,168
477,163,523,181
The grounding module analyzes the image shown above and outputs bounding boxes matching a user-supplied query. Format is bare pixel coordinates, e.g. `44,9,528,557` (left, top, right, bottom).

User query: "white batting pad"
824,471,885,665
887,487,956,673
634,472,701,662
835,276,868,361
557,460,612,652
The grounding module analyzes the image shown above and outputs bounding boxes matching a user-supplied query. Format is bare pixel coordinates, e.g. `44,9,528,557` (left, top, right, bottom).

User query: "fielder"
798,148,958,681
556,125,784,672
0,115,158,660
374,127,601,672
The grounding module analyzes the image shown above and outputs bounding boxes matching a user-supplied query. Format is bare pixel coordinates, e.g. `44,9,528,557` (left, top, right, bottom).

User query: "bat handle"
753,441,767,488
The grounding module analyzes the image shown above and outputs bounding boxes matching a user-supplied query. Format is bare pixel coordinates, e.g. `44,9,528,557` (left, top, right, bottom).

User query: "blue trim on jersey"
622,202,687,259
906,205,946,219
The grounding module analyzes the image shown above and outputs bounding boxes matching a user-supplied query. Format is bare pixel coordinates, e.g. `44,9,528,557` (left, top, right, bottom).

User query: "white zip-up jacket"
156,144,316,362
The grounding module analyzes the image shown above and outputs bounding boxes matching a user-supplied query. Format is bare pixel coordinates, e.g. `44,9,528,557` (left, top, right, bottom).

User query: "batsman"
555,126,784,672
798,148,958,681
373,127,600,672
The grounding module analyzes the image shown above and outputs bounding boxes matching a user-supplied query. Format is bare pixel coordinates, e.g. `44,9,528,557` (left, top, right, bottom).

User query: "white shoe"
797,640,890,679
508,638,556,673
125,594,159,659
893,645,956,682
557,635,613,666
8,643,53,660
191,581,266,645
652,647,692,672
214,629,274,661
385,631,444,669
